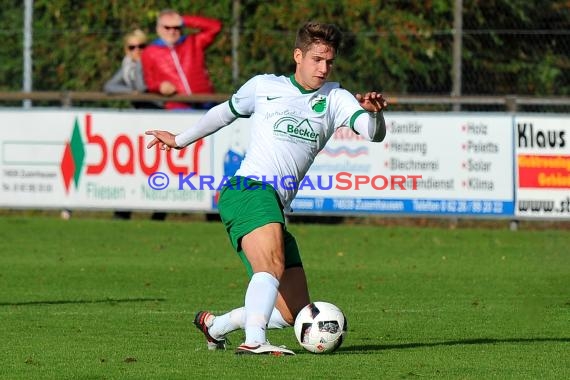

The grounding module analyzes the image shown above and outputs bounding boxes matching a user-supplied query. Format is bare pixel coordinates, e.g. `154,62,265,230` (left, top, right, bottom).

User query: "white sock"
210,306,291,338
268,307,291,329
244,272,279,345
209,307,245,338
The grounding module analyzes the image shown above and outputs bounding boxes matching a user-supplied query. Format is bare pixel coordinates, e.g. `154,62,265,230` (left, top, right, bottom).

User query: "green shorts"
218,176,302,277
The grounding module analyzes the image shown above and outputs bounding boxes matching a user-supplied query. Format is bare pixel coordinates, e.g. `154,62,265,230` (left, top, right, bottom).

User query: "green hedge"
0,0,567,96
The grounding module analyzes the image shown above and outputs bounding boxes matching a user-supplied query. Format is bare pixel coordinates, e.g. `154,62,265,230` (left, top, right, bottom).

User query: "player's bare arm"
355,92,388,112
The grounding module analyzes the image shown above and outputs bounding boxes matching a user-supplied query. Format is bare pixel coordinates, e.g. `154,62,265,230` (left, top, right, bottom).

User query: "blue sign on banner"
291,197,514,216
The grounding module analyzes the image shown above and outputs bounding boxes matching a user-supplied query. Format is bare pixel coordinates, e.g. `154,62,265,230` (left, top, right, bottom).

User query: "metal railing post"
505,95,517,112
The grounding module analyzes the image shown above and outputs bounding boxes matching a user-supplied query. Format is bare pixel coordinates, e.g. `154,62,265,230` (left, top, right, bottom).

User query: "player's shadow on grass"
339,337,570,354
0,297,165,307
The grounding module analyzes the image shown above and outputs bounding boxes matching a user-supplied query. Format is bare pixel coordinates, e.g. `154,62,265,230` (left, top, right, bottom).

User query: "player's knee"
264,256,285,279
269,266,285,281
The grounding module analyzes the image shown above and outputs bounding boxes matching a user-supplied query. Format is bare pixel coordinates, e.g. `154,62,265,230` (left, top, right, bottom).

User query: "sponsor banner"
514,115,570,219
296,114,514,215
209,117,250,207
211,114,514,216
0,110,212,210
14,110,569,219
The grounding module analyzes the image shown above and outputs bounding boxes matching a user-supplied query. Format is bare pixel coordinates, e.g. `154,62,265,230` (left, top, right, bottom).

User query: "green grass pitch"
0,216,568,379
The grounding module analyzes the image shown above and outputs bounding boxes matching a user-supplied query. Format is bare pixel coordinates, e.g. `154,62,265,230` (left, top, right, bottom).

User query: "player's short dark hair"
295,22,343,56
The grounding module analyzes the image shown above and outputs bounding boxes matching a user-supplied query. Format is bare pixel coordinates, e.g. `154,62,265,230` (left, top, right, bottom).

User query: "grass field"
0,216,568,379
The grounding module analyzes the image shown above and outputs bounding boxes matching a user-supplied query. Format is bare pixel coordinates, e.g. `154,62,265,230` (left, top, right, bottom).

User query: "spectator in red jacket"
142,9,222,110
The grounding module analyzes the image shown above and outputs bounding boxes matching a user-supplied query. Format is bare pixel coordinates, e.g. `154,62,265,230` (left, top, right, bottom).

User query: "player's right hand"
145,130,179,150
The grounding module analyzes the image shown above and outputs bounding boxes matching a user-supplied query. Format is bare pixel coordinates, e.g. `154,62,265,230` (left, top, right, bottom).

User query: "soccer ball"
293,301,347,353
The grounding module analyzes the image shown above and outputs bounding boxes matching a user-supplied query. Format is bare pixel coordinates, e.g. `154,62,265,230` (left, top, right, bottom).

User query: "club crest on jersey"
310,95,327,113
273,116,319,143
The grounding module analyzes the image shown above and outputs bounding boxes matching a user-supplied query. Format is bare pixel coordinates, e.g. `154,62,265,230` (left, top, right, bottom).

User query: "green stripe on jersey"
229,97,249,118
349,110,367,134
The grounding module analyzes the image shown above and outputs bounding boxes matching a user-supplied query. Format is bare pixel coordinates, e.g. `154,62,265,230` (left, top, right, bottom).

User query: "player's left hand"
355,92,388,112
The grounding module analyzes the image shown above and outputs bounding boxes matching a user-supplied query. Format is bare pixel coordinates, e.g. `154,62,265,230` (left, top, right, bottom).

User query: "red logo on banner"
518,154,570,188
60,113,203,193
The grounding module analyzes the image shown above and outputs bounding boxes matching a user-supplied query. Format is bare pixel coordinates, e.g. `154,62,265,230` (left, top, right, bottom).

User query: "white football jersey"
229,74,368,209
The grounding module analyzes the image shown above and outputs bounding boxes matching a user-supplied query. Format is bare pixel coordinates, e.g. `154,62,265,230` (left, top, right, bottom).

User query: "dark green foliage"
0,2,24,91
462,0,570,95
0,0,568,96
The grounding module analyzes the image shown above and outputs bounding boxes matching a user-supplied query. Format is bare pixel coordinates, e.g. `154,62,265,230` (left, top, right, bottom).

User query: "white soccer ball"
293,301,347,353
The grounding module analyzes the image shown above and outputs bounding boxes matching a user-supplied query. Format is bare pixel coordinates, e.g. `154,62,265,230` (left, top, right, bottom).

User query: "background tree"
0,0,568,100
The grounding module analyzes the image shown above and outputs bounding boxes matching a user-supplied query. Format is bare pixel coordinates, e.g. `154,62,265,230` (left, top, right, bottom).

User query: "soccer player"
146,21,388,355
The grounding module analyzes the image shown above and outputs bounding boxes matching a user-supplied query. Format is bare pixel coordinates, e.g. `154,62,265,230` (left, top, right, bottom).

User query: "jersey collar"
289,74,319,94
